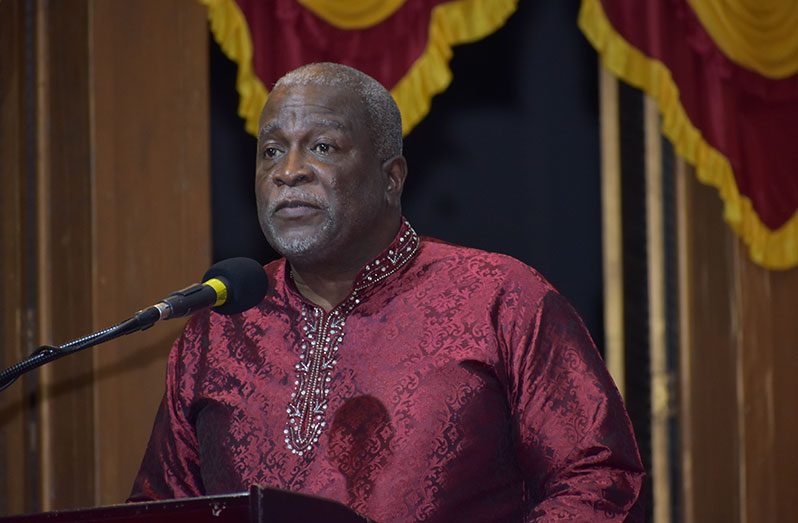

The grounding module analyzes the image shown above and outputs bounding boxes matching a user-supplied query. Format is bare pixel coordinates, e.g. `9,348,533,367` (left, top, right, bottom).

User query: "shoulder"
260,257,287,301
417,237,554,298
263,257,285,282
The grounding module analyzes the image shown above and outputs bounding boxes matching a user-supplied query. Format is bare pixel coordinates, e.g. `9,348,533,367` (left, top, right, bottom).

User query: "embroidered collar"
285,217,421,299
282,217,419,457
352,217,420,292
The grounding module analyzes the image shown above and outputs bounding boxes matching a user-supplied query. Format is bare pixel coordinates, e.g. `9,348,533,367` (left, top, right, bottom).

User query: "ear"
381,155,407,207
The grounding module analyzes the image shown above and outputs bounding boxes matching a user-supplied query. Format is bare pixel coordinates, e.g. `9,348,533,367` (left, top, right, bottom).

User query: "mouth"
272,199,323,219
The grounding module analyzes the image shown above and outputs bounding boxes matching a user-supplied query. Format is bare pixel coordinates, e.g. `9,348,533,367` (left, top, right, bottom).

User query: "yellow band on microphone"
205,278,227,307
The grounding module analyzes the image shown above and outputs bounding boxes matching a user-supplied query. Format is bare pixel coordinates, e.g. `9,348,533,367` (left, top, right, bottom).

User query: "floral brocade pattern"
130,219,645,522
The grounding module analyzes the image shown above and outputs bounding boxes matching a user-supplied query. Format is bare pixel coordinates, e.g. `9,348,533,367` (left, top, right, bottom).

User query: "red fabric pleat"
235,0,447,91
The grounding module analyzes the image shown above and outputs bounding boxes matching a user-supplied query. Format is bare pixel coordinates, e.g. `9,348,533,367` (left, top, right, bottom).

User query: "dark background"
209,0,604,348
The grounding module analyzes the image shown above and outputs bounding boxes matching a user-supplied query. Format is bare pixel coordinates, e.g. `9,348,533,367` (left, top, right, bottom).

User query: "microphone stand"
0,308,160,392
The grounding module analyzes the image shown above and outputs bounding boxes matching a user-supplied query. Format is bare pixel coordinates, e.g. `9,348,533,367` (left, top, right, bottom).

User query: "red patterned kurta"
130,220,644,521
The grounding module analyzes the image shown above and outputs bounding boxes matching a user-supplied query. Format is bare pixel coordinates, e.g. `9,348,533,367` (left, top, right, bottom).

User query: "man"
131,63,644,521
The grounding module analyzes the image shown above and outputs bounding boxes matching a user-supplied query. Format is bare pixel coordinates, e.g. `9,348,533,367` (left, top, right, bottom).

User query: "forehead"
258,83,367,138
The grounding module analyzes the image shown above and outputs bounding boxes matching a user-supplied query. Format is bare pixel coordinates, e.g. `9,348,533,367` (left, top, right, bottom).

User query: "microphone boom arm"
0,256,267,392
0,308,159,392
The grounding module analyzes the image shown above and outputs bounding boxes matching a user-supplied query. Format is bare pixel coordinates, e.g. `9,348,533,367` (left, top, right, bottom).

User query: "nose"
272,147,313,187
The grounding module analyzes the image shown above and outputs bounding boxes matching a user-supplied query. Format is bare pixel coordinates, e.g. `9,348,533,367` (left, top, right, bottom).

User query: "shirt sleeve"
128,321,206,502
504,289,645,521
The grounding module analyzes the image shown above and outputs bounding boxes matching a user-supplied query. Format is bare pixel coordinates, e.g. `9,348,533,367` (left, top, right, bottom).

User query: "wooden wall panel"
678,163,741,522
0,0,211,513
677,161,798,522
90,0,210,506
736,252,798,521
38,0,97,510
0,0,32,514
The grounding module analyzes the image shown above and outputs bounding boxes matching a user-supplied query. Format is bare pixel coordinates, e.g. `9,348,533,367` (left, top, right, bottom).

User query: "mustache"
267,192,327,214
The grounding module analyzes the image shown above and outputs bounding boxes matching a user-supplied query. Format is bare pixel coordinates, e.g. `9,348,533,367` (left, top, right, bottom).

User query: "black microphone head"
202,257,269,315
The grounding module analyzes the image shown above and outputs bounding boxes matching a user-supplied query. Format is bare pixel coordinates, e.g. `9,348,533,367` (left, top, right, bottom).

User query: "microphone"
134,257,269,327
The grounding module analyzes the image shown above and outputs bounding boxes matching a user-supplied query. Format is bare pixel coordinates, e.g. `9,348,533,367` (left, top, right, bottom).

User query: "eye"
312,143,333,154
260,146,282,160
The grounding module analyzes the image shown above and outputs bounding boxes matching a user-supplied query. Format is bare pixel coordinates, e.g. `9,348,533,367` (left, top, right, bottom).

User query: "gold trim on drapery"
200,0,518,137
686,0,798,79
298,0,407,29
200,0,268,136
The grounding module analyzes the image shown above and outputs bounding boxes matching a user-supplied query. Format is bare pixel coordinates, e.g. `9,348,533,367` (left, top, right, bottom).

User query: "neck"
290,269,355,312
288,215,401,311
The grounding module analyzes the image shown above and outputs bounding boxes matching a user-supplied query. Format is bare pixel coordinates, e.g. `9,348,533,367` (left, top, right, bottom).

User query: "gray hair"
273,63,403,161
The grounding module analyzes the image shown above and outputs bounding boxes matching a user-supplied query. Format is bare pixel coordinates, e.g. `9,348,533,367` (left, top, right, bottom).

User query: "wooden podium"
0,486,372,523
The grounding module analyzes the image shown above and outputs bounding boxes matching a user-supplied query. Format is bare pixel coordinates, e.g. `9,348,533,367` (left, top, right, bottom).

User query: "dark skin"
256,83,407,311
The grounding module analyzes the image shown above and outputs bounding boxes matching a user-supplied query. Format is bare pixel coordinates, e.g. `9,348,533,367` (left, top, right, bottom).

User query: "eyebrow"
258,118,347,141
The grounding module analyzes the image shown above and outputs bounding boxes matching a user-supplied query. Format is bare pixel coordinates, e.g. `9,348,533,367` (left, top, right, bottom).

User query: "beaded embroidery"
284,220,420,456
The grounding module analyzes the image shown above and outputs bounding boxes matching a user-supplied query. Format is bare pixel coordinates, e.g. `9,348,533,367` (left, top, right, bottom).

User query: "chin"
270,229,336,261
267,231,313,255
263,214,342,261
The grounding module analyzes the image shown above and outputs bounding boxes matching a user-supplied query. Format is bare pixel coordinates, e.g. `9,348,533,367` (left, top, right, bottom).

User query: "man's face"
255,83,389,266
